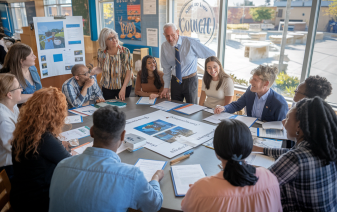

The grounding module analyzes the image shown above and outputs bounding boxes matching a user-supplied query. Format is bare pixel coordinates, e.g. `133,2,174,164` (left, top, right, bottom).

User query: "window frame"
96,0,115,34
9,2,28,33
43,0,72,17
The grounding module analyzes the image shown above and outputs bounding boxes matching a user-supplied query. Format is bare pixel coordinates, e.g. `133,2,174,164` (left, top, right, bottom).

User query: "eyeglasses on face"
10,85,23,92
77,71,90,76
107,36,118,41
294,90,306,96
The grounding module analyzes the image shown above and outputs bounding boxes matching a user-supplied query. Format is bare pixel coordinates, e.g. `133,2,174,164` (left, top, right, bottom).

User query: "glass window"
44,0,72,17
10,3,28,33
171,0,220,74
224,1,313,99
98,1,115,31
308,2,337,105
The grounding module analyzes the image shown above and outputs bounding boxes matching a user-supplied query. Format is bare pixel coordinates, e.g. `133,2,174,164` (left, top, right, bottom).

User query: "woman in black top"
10,87,71,212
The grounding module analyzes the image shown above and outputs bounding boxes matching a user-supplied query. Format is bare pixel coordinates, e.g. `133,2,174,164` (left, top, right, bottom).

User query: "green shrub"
230,74,249,86
275,72,299,96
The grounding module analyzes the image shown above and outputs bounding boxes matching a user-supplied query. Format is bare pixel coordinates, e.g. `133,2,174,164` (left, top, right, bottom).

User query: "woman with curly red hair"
10,87,71,212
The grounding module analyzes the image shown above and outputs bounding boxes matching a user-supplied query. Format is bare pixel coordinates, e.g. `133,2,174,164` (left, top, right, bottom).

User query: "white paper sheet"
151,101,183,111
258,128,288,140
245,154,275,168
65,115,83,124
174,104,206,115
146,28,158,47
135,159,166,182
137,97,156,105
250,127,258,136
69,105,98,116
125,110,216,158
203,108,215,114
117,142,128,154
59,126,90,141
262,121,283,130
203,113,236,124
171,164,206,196
234,115,258,128
143,0,156,15
202,140,214,149
72,141,93,154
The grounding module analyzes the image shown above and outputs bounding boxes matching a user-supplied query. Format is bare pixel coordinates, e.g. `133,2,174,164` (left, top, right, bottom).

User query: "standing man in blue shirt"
214,65,288,122
160,23,216,104
49,106,164,212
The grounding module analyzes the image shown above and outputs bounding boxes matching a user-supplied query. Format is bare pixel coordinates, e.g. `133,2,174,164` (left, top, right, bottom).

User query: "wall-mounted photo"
65,65,74,70
74,50,83,55
75,57,83,62
37,21,65,50
41,55,46,61
42,69,48,77
42,63,47,69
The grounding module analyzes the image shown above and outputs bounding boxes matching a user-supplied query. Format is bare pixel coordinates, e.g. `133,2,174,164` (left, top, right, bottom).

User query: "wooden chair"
233,90,245,115
0,169,14,212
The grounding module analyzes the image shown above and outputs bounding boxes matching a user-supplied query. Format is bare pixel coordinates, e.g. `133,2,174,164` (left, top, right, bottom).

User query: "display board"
115,0,141,41
125,110,216,158
33,16,86,79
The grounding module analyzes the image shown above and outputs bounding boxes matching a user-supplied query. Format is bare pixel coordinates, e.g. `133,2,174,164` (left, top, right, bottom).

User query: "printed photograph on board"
37,21,65,50
75,57,83,62
42,69,48,77
134,119,175,136
74,50,83,55
41,55,46,61
42,63,47,69
154,127,194,143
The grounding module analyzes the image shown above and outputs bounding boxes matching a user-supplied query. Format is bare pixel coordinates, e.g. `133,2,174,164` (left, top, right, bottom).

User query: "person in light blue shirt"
160,23,215,104
214,65,288,122
49,106,164,212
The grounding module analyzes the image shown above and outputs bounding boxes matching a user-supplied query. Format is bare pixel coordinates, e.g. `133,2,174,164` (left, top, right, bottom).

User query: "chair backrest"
0,169,13,212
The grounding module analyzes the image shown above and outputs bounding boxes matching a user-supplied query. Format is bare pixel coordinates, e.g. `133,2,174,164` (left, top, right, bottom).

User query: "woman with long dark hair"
199,56,234,108
254,97,337,211
181,119,282,212
135,55,164,99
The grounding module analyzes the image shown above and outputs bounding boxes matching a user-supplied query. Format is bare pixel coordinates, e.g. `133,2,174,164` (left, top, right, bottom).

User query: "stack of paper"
262,121,283,130
136,97,156,105
135,159,167,182
71,141,93,155
69,105,98,116
203,108,215,114
253,138,283,148
171,164,206,196
203,113,257,128
173,104,206,115
150,101,183,111
245,154,275,168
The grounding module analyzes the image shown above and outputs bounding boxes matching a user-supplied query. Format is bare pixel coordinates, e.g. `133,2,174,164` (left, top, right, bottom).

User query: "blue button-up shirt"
22,66,42,94
251,89,270,120
62,76,104,108
49,147,163,212
160,36,215,88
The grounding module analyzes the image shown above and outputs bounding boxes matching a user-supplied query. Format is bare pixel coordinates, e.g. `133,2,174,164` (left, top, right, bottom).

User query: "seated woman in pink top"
181,119,282,212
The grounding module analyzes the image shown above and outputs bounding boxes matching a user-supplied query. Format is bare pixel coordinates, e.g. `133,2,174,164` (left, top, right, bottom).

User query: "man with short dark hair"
49,106,164,212
62,64,104,108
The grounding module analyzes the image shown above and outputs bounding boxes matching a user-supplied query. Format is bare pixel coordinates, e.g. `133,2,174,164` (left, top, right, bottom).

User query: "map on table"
126,110,216,158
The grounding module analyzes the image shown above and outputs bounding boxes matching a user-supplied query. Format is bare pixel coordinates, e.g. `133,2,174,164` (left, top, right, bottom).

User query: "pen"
170,150,194,165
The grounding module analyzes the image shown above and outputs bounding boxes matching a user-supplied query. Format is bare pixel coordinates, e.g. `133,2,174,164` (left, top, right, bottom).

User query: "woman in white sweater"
199,56,234,109
0,73,21,179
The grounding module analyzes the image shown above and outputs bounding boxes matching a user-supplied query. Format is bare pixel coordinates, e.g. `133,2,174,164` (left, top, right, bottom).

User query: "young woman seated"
181,119,282,212
199,56,234,108
135,55,164,99
253,97,337,211
10,87,71,212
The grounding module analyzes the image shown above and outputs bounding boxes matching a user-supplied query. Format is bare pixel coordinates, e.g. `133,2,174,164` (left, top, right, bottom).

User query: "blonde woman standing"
91,28,132,101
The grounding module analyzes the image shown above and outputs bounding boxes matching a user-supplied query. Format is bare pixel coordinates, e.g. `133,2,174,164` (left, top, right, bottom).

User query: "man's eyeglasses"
294,90,306,96
107,36,118,41
77,71,90,76
10,86,23,92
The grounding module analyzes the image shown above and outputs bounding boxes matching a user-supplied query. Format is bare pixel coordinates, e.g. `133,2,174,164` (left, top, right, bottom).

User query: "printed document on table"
203,108,215,114
253,137,282,148
234,116,257,128
69,105,98,116
136,97,156,105
258,128,288,140
151,101,183,111
174,104,206,115
203,113,236,124
171,164,206,196
59,126,90,141
72,141,93,155
65,115,83,124
246,153,275,168
262,121,283,130
135,159,167,182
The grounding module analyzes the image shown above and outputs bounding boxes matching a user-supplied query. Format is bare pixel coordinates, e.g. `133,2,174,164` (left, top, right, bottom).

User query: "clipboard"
136,97,157,105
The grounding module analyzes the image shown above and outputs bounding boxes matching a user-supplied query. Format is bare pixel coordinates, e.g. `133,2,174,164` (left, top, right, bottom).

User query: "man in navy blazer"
214,65,288,122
